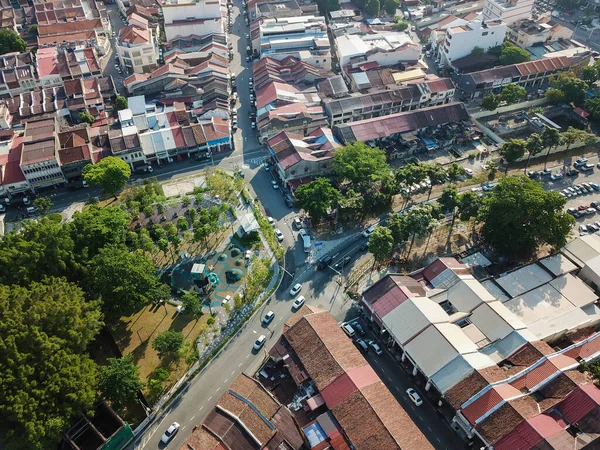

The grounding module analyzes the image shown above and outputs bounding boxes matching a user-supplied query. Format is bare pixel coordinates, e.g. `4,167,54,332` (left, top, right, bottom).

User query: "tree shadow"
130,339,149,365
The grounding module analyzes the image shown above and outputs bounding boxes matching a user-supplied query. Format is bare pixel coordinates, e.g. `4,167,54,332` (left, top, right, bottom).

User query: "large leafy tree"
581,66,598,87
0,279,102,450
295,178,340,224
500,84,526,104
152,330,184,358
524,133,544,171
439,185,460,214
68,206,130,261
368,227,393,263
500,139,526,174
114,95,128,111
386,214,409,247
447,163,466,182
332,143,389,187
477,175,574,259
541,127,561,168
425,163,447,198
0,29,27,55
481,93,501,111
551,73,587,106
545,89,566,105
86,245,161,317
83,156,132,199
98,355,143,412
457,191,482,222
366,0,380,16
32,197,53,215
0,217,80,285
585,97,600,120
316,0,340,13
383,0,399,15
181,290,202,318
499,43,530,65
404,205,437,251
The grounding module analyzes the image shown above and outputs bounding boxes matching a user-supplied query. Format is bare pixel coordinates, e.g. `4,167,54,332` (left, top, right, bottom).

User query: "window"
132,50,141,57
482,31,488,36
134,59,143,66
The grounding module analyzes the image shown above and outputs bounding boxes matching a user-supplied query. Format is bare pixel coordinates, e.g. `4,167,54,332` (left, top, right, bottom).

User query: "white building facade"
482,0,533,25
162,0,224,41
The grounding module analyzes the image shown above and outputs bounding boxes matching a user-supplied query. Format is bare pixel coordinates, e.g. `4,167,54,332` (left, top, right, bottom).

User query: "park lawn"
111,302,209,393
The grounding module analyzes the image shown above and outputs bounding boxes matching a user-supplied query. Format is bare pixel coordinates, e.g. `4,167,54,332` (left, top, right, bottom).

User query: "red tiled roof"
494,413,564,450
564,333,600,360
421,257,466,283
2,135,26,185
557,383,600,424
515,56,571,76
38,18,102,36
510,359,558,392
462,385,521,425
119,25,150,44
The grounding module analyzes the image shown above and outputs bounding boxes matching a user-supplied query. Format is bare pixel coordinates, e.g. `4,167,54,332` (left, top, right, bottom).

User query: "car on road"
540,169,552,177
406,388,423,406
316,255,332,270
574,158,588,167
274,229,284,242
464,168,473,177
550,173,563,181
253,335,266,351
580,164,594,172
293,217,302,229
566,169,579,176
161,422,180,444
362,225,375,238
271,180,278,189
590,182,600,191
290,283,302,296
354,339,368,352
334,255,352,270
527,170,539,179
262,311,275,325
267,216,275,226
368,340,383,355
482,183,497,192
353,322,366,336
360,241,369,251
292,295,305,310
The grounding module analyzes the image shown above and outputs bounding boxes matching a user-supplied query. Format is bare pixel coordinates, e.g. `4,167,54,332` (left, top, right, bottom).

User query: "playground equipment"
191,263,220,293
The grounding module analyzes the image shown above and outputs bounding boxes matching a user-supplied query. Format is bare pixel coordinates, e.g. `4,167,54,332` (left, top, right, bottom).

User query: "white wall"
164,20,223,41
440,20,506,66
162,1,222,24
482,0,533,25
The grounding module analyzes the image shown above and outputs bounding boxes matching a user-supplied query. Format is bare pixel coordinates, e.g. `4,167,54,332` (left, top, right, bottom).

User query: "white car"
161,422,180,443
362,225,375,238
222,295,231,305
271,180,278,189
290,283,302,296
253,335,266,351
464,168,473,177
292,295,305,309
406,388,423,406
274,228,284,242
368,340,383,356
245,250,252,260
267,216,275,226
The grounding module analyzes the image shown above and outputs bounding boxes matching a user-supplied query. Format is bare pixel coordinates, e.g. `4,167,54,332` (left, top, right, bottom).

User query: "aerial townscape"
5,0,600,447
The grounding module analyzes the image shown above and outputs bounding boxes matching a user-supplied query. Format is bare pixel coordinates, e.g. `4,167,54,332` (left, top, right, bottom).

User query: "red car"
579,204,590,211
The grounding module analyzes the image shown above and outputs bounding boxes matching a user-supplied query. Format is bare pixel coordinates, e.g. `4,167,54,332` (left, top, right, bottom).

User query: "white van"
26,206,37,215
341,323,355,338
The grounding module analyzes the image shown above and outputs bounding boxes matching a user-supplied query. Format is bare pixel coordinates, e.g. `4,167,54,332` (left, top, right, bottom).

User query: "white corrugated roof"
430,356,475,394
539,254,578,276
382,297,449,346
435,323,479,354
495,264,553,298
404,325,460,377
469,302,514,342
550,273,597,308
561,234,600,268
481,280,510,302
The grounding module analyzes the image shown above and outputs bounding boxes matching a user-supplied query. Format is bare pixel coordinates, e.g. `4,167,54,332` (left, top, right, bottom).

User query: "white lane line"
381,368,385,373
216,387,221,392
207,396,212,402
189,416,195,422
199,406,204,411
279,317,283,321
182,425,186,431
418,415,423,421
388,377,393,383
246,354,250,359
231,370,235,376
238,362,243,367
437,438,442,443
427,426,432,432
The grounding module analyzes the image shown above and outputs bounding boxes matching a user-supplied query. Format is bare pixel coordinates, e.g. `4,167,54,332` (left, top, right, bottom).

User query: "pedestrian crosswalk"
248,155,269,166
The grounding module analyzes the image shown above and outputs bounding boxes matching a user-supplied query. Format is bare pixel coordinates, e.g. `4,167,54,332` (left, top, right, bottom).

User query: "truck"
299,229,310,252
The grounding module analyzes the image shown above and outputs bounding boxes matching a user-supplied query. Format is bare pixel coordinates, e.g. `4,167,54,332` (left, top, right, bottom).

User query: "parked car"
316,255,332,270
482,183,497,192
574,158,588,167
550,173,563,181
334,255,351,270
464,168,473,177
566,169,579,176
274,229,284,242
271,180,278,189
580,164,594,172
578,204,589,211
262,311,275,325
589,223,599,232
580,224,589,235
354,339,368,352
292,295,305,309
353,322,366,336
253,335,266,351
341,323,355,337
362,225,375,238
267,216,275,226
567,207,578,215
406,388,423,406
293,217,302,229
587,208,596,215
360,241,369,251
527,170,539,179
161,422,180,444
540,169,552,176
368,340,383,355
290,283,302,296
591,183,600,191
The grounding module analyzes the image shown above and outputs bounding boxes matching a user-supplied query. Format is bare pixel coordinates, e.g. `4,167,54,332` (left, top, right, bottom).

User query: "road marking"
182,425,186,431
216,387,221,392
190,416,195,422
381,368,385,373
418,415,423,421
246,354,250,359
199,406,204,411
437,438,441,443
427,426,432,431
231,370,235,376
252,330,257,334
207,397,212,402
224,378,228,383
279,317,283,321
238,362,243,367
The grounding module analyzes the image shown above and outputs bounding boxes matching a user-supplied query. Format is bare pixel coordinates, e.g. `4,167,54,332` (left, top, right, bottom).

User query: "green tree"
244,257,271,303
470,46,485,57
79,111,95,124
152,330,184,358
500,84,527,104
477,175,574,259
86,245,161,317
481,93,501,111
83,156,132,198
316,0,340,13
295,178,340,224
333,142,389,187
552,73,587,106
0,29,27,55
114,95,128,111
524,133,544,171
457,190,482,222
545,88,566,105
541,127,561,168
561,126,582,152
581,66,598,87
98,355,143,412
404,205,437,252
425,163,447,198
28,24,38,35
177,216,189,231
368,227,393,263
386,214,409,247
394,21,409,31
586,97,600,120
0,217,80,285
446,163,467,182
394,163,428,201
383,0,399,15
366,0,380,16
500,139,526,174
439,184,459,214
181,290,202,318
0,279,102,450
68,205,130,261
32,196,53,215
499,43,530,65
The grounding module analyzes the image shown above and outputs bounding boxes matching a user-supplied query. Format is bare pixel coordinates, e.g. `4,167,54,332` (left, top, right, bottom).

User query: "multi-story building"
64,78,106,121
482,0,533,25
507,18,573,49
117,13,158,74
453,55,573,99
162,0,224,42
0,135,30,199
57,127,93,180
163,33,229,64
435,19,507,68
256,16,332,69
267,127,339,188
19,118,67,191
36,47,102,84
253,55,322,91
324,77,456,126
334,32,422,70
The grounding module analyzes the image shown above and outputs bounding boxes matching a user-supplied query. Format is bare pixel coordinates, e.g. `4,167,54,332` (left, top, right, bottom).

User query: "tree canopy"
551,73,588,106
98,355,143,413
83,156,131,198
545,88,566,105
481,93,501,111
368,227,393,263
366,0,380,16
0,279,102,450
383,0,399,15
114,95,128,111
332,142,389,186
500,84,527,104
153,330,184,358
295,178,340,224
500,139,526,173
33,197,53,215
499,42,530,65
477,175,574,259
0,29,27,55
316,0,340,13
86,245,161,317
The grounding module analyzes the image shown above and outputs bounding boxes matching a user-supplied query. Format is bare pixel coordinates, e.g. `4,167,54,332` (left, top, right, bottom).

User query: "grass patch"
111,302,210,397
